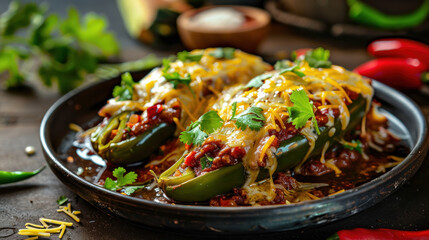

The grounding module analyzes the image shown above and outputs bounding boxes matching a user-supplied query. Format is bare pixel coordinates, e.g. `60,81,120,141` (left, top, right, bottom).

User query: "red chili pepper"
146,103,163,119
327,228,429,240
368,38,429,66
353,58,429,90
291,48,311,60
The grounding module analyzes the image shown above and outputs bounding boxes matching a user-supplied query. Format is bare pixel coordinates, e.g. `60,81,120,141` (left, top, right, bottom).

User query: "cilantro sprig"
0,2,120,93
230,102,266,131
343,140,363,153
209,47,235,59
112,72,136,101
179,111,224,146
162,58,191,89
303,47,332,68
287,89,320,134
177,50,203,62
245,65,305,89
104,167,137,191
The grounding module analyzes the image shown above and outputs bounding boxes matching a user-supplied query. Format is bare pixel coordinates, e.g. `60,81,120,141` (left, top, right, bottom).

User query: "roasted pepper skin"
105,123,176,165
0,166,45,184
162,96,367,202
91,112,176,165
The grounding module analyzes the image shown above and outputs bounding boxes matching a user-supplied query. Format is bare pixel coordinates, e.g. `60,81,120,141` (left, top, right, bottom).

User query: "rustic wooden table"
1,1,429,239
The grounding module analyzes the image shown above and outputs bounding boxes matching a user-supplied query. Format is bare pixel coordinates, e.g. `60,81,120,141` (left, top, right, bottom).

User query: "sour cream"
190,7,245,30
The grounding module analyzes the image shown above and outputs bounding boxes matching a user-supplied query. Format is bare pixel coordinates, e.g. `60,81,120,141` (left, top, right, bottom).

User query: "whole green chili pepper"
348,0,429,30
0,166,45,184
160,96,367,202
91,112,176,165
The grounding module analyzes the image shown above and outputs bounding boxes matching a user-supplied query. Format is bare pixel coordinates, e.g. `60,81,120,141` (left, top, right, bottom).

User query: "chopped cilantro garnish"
209,47,235,59
231,104,266,131
200,155,214,170
56,195,68,205
179,111,224,146
177,50,203,62
161,58,191,89
343,140,363,153
287,89,320,134
112,72,136,101
304,47,332,68
123,185,145,195
104,167,137,191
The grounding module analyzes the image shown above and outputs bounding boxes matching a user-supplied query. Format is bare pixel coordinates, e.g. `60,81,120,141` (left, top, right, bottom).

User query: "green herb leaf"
245,73,272,89
209,47,235,59
112,72,136,101
56,195,68,205
104,167,137,191
233,107,265,131
343,140,363,153
274,60,288,70
162,58,192,89
177,50,203,62
200,155,214,170
123,185,145,195
179,111,224,146
304,47,332,68
278,65,306,77
287,89,320,134
230,102,237,120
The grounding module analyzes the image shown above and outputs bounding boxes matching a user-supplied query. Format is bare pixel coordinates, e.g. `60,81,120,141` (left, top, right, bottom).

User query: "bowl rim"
177,5,271,34
40,78,429,216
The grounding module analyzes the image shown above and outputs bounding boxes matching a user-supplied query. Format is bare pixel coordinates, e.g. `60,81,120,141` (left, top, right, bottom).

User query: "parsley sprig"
230,102,266,131
112,72,136,101
287,89,320,134
179,111,224,146
245,65,305,89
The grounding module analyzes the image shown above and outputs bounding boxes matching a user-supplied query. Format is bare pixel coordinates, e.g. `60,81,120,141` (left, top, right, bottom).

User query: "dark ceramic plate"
40,71,429,233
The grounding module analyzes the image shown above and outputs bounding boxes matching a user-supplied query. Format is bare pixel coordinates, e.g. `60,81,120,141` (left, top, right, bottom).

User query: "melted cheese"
196,59,373,204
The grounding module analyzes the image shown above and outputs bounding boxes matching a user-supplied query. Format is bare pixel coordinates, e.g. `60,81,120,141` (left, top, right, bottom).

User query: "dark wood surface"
1,1,429,239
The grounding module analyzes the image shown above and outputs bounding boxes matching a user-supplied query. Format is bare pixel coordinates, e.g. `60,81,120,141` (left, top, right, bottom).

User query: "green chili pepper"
160,96,367,202
348,0,429,30
0,166,45,184
91,112,176,165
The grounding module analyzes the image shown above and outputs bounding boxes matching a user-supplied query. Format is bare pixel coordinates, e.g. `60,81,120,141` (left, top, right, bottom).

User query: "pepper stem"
421,72,429,84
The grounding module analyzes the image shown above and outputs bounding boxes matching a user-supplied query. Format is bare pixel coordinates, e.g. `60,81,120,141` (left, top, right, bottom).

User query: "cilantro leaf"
304,47,332,68
233,107,265,131
112,72,136,101
287,89,320,134
56,195,68,205
179,111,224,146
177,50,203,62
209,47,235,59
179,125,208,146
278,65,306,77
200,155,214,170
199,110,225,133
343,140,363,153
274,60,289,70
161,58,192,89
245,73,272,88
104,167,137,191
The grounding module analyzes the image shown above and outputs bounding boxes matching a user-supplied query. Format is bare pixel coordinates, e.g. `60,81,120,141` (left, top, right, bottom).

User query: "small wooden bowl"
177,5,270,53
